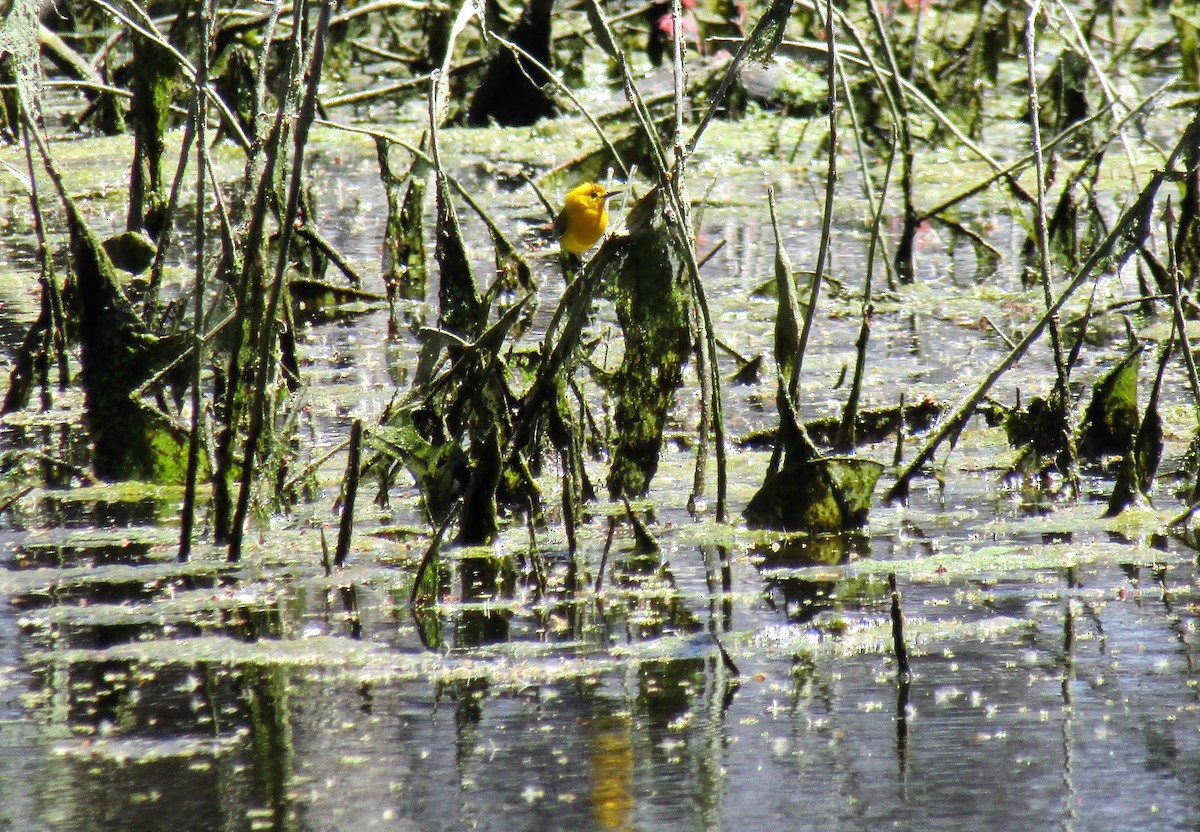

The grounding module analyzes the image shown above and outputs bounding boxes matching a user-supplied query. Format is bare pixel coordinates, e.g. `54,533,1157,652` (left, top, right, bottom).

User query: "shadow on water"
455,550,514,648
755,532,870,624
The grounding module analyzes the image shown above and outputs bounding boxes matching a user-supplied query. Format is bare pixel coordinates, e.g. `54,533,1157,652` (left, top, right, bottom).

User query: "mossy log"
602,189,689,499
744,455,884,533
63,196,189,482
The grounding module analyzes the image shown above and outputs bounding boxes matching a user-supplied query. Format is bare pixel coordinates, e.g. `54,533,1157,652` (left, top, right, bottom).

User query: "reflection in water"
701,544,733,633
5,360,1200,832
762,575,838,623
1061,599,1077,832
456,552,513,647
639,658,703,729
10,540,1200,831
40,745,252,832
894,672,911,782
756,533,866,623
589,715,634,832
338,583,362,639
245,665,295,830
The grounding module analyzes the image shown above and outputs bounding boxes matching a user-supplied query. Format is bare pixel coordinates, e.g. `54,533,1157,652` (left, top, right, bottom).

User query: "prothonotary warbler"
555,182,621,255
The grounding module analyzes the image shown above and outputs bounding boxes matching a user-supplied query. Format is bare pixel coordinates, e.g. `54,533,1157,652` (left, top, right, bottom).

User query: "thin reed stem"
229,0,335,561
787,0,838,401
179,0,213,562
1025,0,1080,494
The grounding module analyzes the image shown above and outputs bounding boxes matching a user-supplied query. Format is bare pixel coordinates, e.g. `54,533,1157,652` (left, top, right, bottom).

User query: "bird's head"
569,182,621,210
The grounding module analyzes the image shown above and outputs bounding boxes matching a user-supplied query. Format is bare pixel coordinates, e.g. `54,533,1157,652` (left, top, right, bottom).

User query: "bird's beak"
603,189,622,200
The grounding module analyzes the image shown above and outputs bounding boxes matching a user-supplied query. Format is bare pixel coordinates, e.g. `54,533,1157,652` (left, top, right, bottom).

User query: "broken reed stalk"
1024,0,1080,493
696,236,729,499
786,0,837,402
522,505,548,599
765,186,799,479
432,0,480,126
889,572,910,680
129,313,234,403
17,90,67,393
334,419,363,568
1147,330,1173,425
229,0,335,562
1023,4,1067,373
323,76,432,109
893,391,905,466
886,102,1200,502
212,1,302,544
670,0,685,149
664,5,711,511
411,504,459,607
281,434,352,497
595,519,616,593
691,288,714,511
687,232,729,521
1163,200,1200,514
253,0,285,145
295,223,366,287
1165,200,1200,430
836,126,898,451
319,526,331,578
199,150,237,295
179,0,212,563
1,109,60,414
1135,325,1170,496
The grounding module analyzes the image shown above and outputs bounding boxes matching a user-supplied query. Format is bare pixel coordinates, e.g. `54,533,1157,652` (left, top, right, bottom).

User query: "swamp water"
1,111,1200,832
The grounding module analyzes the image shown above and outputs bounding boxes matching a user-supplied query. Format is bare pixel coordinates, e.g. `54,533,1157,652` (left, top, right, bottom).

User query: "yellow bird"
554,182,621,255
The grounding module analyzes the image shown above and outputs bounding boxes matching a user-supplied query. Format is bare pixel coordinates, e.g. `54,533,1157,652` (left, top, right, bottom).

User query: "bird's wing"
553,205,570,239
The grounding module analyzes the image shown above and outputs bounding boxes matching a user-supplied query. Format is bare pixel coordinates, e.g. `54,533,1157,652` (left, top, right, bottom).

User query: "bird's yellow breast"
556,182,615,255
